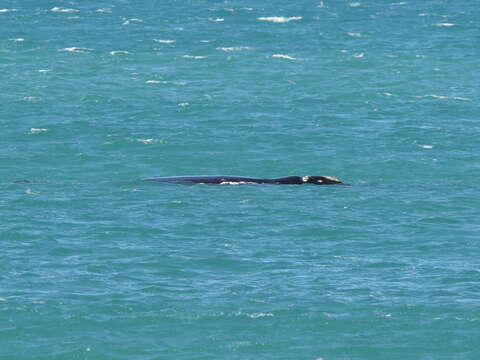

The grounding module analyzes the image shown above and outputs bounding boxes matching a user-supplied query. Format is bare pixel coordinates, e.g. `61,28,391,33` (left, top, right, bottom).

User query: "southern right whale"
145,175,345,185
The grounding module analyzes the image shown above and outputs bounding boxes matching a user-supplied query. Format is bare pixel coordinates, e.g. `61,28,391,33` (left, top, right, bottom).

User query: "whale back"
145,175,344,185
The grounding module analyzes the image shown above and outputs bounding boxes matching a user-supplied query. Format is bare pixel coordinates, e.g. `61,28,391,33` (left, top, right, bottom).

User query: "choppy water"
1,1,479,359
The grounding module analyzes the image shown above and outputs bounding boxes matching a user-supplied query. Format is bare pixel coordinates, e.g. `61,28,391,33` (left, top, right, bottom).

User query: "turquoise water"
1,1,479,358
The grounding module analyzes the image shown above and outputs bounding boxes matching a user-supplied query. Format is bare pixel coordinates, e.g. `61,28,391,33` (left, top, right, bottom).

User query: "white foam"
353,53,365,58
434,23,455,27
417,94,471,102
136,138,155,144
178,102,189,107
212,18,224,22
183,55,206,59
0,9,17,13
208,7,234,13
153,39,176,44
51,7,79,13
257,16,302,23
96,8,112,13
348,32,362,37
9,38,24,42
146,80,185,86
38,69,50,73
234,311,274,317
59,47,93,53
420,13,455,18
391,1,408,5
110,50,130,55
167,81,186,86
30,128,47,134
220,181,256,185
217,46,252,52
25,188,39,195
22,97,40,102
247,312,274,318
419,144,433,149
123,18,143,25
349,2,362,7
272,54,297,60
128,138,164,145
229,341,251,348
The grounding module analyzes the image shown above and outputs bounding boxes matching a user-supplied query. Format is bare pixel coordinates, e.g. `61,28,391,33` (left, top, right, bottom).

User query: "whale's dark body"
145,175,344,185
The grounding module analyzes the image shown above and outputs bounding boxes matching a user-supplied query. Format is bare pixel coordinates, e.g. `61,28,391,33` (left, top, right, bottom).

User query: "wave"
257,16,302,23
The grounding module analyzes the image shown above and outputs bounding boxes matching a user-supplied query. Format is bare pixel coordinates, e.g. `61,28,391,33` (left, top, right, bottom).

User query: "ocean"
1,0,479,359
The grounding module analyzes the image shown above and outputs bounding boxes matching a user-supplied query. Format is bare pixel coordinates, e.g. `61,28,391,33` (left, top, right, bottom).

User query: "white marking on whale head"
324,176,340,182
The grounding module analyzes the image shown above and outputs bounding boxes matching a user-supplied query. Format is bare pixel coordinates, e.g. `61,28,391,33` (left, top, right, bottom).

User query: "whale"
145,175,345,185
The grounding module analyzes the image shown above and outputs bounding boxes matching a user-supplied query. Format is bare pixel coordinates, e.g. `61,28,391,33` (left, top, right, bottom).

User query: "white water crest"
183,55,206,59
30,128,48,134
110,50,130,55
272,54,297,60
217,46,252,52
154,39,176,44
220,181,257,185
145,80,186,86
257,16,302,23
417,94,472,102
60,47,94,53
51,7,79,13
123,18,143,25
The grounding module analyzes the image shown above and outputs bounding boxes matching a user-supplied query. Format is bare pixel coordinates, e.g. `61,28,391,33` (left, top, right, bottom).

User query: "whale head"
303,176,344,185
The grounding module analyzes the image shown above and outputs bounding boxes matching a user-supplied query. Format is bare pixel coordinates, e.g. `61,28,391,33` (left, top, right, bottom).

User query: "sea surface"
1,0,479,359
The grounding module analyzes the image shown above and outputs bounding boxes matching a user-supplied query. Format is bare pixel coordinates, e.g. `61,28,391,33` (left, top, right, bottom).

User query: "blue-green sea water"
1,0,479,359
